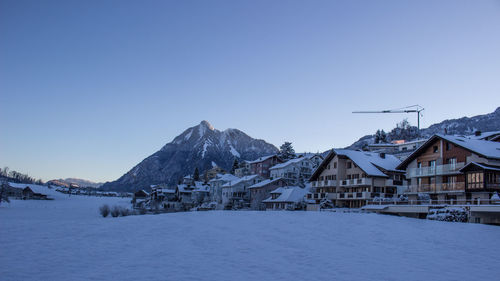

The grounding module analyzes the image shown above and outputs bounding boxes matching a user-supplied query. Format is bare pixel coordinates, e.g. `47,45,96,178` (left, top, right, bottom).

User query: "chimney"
475,131,481,136
379,153,386,159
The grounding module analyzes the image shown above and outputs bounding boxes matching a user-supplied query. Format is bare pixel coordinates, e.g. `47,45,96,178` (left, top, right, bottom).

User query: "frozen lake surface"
1,185,500,281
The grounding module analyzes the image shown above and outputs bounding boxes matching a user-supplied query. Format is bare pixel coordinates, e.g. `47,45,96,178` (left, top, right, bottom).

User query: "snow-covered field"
1,186,500,281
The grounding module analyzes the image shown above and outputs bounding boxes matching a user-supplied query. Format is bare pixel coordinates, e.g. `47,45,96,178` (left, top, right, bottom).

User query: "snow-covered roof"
193,181,210,192
248,178,283,189
334,149,402,177
136,189,150,195
269,158,306,170
222,174,259,187
209,173,240,183
397,134,500,169
177,184,192,193
466,131,500,140
459,162,500,172
263,186,308,203
247,155,277,164
158,188,176,194
9,183,49,194
439,134,500,159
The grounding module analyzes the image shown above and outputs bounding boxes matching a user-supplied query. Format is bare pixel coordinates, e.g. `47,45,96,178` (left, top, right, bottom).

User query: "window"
446,142,451,151
334,162,337,169
429,160,436,169
447,176,457,184
467,172,484,189
433,146,438,153
347,162,352,169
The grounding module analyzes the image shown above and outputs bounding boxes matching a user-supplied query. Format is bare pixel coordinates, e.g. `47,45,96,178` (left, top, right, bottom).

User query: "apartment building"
308,149,405,208
397,134,500,204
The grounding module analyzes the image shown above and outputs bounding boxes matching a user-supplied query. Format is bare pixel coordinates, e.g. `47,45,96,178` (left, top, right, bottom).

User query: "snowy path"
1,190,500,281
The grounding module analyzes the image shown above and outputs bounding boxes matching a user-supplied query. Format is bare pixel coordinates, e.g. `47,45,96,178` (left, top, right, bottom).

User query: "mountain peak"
101,122,278,191
200,120,215,131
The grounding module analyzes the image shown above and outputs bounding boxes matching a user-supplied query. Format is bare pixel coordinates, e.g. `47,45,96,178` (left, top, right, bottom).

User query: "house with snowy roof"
466,130,500,142
208,173,240,204
269,157,315,185
221,174,263,209
22,186,48,200
308,149,405,208
192,181,210,204
248,155,283,178
248,178,287,210
397,134,500,204
262,186,309,210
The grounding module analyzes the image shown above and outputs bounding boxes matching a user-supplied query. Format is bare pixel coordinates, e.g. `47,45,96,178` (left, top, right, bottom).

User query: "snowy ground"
1,186,500,281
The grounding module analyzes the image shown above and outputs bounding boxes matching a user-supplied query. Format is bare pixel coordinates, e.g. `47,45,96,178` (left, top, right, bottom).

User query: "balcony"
340,178,372,187
404,182,465,193
335,191,375,200
385,179,404,186
311,180,337,188
408,162,465,178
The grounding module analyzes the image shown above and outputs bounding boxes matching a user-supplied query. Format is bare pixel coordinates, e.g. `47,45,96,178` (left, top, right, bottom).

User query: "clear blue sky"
1,0,499,182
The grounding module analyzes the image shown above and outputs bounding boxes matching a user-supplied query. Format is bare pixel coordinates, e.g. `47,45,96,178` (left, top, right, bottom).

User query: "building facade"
308,149,405,208
397,134,500,204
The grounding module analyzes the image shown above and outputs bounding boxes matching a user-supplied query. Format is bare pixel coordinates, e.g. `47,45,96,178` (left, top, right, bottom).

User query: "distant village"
119,130,500,224
2,130,500,224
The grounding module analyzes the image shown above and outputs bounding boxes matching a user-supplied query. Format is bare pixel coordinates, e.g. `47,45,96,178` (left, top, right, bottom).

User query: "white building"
208,173,240,204
269,157,315,185
262,186,309,210
221,174,263,209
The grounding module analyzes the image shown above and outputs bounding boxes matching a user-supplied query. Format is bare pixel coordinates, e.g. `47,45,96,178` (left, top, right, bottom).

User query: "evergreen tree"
374,129,387,144
193,167,200,181
279,142,296,160
231,158,239,174
0,183,10,206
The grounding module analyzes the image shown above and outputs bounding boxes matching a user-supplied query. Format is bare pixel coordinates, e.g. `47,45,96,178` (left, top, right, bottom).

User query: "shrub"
99,204,110,217
119,207,130,216
111,206,121,217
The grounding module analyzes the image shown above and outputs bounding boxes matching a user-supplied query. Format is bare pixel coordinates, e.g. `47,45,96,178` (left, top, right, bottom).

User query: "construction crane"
352,105,425,135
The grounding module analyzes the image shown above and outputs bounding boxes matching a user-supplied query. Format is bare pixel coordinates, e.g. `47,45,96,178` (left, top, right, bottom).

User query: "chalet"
368,139,427,160
134,189,149,199
208,173,240,204
269,157,314,185
248,178,287,210
22,186,48,200
192,181,210,204
150,185,176,201
397,134,500,204
262,186,308,210
248,155,283,178
466,130,500,142
304,154,324,168
308,149,405,208
176,184,195,203
221,174,263,209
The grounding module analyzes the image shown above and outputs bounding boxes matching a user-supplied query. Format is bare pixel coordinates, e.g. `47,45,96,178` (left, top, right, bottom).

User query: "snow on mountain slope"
101,121,278,191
